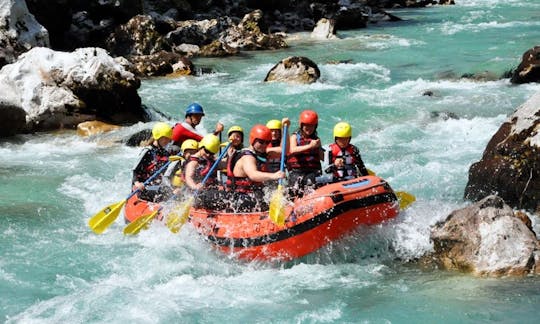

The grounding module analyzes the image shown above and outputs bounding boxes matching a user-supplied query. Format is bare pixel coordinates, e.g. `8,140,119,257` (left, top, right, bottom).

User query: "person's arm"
184,160,202,190
172,123,204,144
289,134,320,154
213,122,224,136
242,155,284,182
352,146,369,176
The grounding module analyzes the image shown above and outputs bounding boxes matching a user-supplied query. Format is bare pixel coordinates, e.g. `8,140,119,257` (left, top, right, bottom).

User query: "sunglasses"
256,139,271,145
203,148,214,155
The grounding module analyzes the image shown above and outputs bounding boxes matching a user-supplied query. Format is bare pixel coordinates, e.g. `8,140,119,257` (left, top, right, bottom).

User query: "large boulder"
430,195,540,277
264,56,320,84
0,47,147,137
464,91,540,212
0,0,49,67
510,46,540,84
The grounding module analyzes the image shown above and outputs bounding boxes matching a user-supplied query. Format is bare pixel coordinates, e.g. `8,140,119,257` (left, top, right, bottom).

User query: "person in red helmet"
171,102,224,148
287,109,324,197
225,123,288,212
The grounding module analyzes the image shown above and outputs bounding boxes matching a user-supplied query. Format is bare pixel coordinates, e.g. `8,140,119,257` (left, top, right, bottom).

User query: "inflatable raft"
125,175,399,261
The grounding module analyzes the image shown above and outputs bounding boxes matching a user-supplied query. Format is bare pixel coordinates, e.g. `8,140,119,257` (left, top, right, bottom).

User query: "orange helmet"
249,124,272,145
299,110,318,125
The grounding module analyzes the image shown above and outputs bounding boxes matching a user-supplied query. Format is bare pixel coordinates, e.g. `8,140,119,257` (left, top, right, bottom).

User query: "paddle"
88,154,179,234
166,141,233,233
269,124,288,226
123,208,160,235
367,169,415,210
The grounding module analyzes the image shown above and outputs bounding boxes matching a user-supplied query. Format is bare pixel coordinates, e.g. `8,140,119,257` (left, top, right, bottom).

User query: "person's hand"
335,158,344,168
310,138,321,148
132,182,144,191
281,117,290,127
273,171,286,180
215,122,224,133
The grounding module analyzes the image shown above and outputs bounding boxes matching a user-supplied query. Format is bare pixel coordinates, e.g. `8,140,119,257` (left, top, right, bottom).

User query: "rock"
128,51,194,77
311,18,337,39
77,120,121,137
0,101,26,137
264,56,320,84
219,10,288,51
0,47,146,137
510,46,540,84
0,0,50,67
106,15,165,57
464,91,540,212
124,129,152,147
430,195,540,277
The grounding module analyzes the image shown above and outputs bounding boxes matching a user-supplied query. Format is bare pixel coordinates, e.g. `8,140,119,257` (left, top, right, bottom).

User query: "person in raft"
265,118,291,173
287,110,324,197
227,125,245,152
132,122,173,202
171,102,224,149
182,134,228,209
162,139,198,196
324,122,369,182
225,124,287,212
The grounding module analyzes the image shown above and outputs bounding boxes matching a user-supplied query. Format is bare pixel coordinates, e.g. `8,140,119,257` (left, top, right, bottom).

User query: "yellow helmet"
333,122,352,138
199,134,220,154
180,139,198,151
227,125,244,136
152,122,172,140
266,119,282,130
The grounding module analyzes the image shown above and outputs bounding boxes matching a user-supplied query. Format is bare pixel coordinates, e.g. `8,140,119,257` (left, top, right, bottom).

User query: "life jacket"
287,131,321,171
226,148,268,193
132,145,170,186
184,155,216,186
266,139,281,172
329,143,358,178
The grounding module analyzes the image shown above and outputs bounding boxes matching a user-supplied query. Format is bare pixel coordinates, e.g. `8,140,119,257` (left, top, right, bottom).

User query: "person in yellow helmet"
265,118,291,172
163,139,198,195
132,122,173,202
227,125,244,151
324,122,368,182
183,134,224,192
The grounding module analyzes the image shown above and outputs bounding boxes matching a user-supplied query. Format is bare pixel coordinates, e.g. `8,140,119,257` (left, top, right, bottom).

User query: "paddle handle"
278,124,288,186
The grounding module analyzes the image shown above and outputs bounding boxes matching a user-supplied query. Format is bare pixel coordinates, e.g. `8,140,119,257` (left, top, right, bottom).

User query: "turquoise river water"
1,0,540,323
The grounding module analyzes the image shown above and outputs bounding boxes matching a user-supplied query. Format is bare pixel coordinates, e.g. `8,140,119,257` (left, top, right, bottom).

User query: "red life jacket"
226,149,268,193
329,143,358,178
287,131,321,171
184,155,216,186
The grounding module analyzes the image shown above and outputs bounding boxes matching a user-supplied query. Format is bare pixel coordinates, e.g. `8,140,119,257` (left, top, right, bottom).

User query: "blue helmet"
185,102,205,117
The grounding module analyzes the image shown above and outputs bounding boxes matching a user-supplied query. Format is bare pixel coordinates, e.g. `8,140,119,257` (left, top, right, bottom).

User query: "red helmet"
249,124,272,145
299,110,318,125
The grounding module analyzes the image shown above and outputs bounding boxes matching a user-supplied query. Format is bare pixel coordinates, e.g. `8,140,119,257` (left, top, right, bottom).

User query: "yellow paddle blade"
123,210,159,235
166,199,192,234
397,191,416,210
88,199,127,234
367,169,376,176
269,185,286,226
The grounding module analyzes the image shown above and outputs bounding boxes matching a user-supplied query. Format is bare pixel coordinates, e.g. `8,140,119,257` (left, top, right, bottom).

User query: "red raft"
125,175,400,261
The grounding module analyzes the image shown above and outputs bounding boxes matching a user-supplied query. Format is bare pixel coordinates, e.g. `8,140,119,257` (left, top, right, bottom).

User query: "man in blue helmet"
171,102,224,147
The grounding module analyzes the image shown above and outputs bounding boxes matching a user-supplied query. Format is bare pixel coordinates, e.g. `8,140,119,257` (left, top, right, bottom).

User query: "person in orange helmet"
287,109,324,197
225,123,287,212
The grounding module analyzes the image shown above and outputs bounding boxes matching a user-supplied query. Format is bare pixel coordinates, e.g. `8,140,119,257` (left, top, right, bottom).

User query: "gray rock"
430,195,540,276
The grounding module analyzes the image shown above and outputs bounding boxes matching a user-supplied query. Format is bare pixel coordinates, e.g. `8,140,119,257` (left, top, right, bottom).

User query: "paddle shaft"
278,124,288,185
